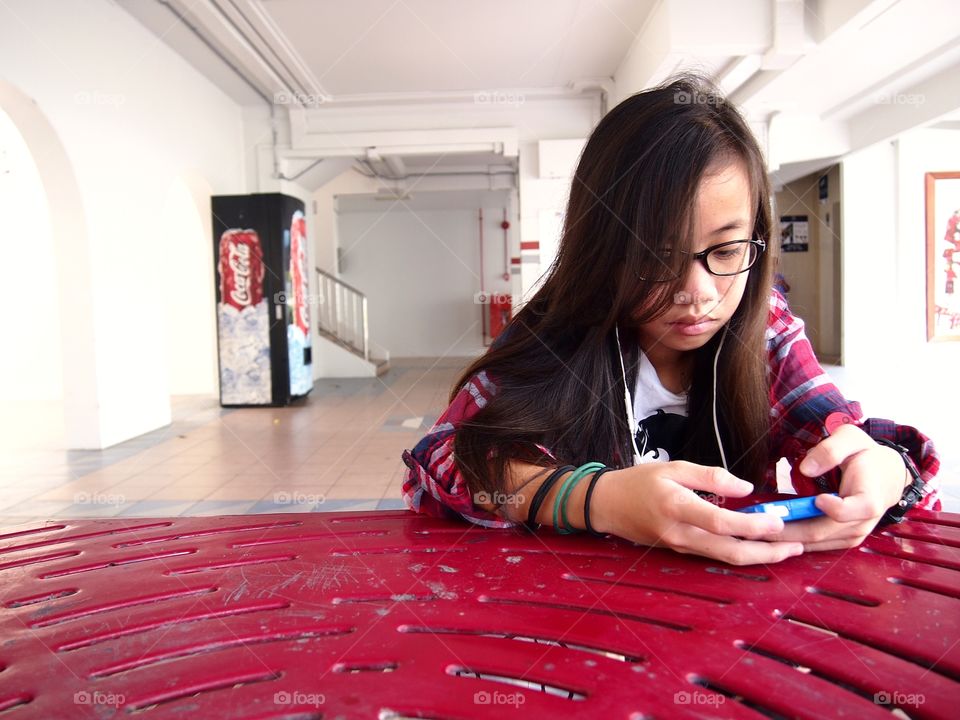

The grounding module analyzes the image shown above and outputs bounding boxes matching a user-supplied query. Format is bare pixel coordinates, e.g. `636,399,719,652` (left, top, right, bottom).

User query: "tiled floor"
0,357,472,529
1,356,956,530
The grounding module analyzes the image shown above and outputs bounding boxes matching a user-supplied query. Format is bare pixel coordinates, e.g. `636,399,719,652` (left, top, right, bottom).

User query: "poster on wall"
780,215,809,252
926,172,960,341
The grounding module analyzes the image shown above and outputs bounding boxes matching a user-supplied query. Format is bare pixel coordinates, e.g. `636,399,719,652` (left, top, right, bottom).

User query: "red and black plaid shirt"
402,291,941,527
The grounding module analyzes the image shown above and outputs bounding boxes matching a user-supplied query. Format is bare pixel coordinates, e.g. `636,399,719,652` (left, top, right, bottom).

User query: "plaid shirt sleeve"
401,370,558,527
766,290,940,510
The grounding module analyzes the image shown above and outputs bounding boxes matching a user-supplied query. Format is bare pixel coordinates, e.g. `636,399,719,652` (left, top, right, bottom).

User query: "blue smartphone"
737,494,837,522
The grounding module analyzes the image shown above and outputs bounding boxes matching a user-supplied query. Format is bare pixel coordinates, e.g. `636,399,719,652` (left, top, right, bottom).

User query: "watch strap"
875,438,926,525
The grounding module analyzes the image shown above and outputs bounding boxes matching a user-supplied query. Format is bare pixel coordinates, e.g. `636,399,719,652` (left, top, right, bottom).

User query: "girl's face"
636,161,755,365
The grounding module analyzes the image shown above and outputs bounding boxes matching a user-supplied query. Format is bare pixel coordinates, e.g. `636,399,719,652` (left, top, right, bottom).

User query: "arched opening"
0,106,63,449
0,78,98,450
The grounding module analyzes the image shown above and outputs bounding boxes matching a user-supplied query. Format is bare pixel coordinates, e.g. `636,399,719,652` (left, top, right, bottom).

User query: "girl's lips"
669,317,717,336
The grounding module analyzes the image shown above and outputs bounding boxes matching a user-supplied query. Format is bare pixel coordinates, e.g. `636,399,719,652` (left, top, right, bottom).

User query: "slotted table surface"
0,507,957,719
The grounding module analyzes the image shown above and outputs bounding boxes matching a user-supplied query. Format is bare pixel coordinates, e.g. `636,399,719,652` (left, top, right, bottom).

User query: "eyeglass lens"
706,241,759,276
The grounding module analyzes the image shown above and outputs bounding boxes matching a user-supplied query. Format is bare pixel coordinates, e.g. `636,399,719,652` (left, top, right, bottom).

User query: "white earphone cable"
615,325,642,465
712,325,728,471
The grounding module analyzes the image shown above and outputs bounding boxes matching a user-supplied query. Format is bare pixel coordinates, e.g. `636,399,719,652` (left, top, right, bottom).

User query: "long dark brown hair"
452,73,775,506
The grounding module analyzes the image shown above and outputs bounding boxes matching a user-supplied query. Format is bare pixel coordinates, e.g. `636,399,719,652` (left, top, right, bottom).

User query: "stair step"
316,327,389,375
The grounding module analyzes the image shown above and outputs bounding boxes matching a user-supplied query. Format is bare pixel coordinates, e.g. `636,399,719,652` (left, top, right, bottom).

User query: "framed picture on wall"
780,215,809,252
926,171,960,341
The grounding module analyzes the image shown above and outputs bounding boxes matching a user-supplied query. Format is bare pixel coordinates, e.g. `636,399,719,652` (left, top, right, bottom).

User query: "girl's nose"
675,259,717,306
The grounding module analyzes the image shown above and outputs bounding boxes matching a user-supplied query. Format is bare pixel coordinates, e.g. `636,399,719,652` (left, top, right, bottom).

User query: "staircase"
314,267,390,377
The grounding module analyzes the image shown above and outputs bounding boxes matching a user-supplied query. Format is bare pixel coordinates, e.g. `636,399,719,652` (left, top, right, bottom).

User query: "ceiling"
118,0,960,190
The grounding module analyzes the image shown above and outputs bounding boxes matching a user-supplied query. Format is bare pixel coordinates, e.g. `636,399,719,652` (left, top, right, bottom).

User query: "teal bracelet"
553,462,605,534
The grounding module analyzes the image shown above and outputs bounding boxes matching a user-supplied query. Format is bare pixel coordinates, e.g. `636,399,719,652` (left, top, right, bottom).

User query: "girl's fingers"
814,490,878,522
676,494,787,540
674,525,804,566
798,424,874,477
665,462,754,498
768,514,874,545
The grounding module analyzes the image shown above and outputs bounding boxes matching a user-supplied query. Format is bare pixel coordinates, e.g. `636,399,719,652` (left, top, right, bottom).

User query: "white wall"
338,202,513,358
840,130,960,486
0,0,245,448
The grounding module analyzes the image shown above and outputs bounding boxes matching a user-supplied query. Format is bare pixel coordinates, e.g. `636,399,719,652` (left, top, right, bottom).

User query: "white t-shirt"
633,352,688,463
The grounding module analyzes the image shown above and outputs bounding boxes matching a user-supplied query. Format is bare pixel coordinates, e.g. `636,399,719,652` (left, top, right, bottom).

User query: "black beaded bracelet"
583,467,612,537
524,465,575,530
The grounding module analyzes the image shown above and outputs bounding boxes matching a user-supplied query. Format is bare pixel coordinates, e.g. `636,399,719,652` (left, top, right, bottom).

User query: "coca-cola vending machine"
212,193,313,407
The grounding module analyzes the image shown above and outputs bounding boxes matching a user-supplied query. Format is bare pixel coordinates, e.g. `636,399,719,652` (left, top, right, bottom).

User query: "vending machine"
212,193,313,407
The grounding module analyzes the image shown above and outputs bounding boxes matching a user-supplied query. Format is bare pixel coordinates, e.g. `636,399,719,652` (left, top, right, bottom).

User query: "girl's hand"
592,461,805,566
768,424,907,552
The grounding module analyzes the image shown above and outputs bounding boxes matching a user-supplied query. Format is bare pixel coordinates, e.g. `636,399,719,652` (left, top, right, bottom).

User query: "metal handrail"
314,267,369,361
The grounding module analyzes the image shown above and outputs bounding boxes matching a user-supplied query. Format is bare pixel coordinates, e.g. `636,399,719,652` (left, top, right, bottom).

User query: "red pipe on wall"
502,208,510,280
479,208,486,345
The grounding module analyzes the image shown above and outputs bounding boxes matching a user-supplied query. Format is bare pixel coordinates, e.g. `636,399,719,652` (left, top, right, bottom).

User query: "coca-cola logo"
228,241,252,306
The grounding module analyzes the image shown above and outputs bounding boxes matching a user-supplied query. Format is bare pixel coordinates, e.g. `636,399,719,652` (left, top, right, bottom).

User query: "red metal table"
0,507,957,719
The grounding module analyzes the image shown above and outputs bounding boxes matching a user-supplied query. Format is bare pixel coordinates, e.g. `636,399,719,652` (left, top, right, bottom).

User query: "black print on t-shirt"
636,409,686,462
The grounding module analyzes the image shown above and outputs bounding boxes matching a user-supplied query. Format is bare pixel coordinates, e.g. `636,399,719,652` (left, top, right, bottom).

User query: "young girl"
401,74,940,566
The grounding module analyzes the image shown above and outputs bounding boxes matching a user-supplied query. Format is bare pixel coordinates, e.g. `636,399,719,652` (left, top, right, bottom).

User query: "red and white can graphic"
290,211,310,335
218,229,265,310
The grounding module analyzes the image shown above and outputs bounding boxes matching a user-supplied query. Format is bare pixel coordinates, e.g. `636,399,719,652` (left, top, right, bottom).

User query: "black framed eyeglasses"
637,239,766,281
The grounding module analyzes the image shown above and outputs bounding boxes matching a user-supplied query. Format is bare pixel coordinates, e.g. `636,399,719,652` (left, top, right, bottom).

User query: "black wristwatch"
875,438,926,525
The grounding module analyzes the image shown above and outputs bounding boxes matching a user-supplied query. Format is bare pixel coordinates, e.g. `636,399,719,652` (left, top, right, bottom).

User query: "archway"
0,78,99,450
